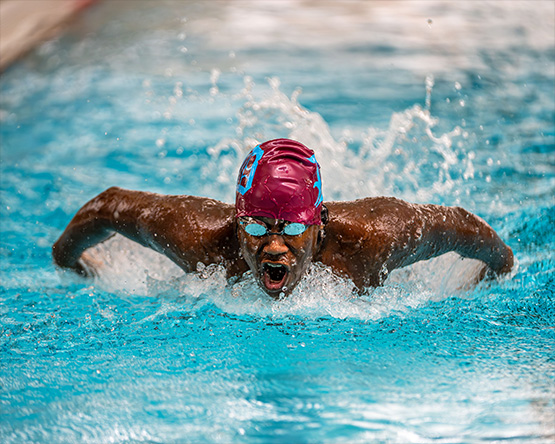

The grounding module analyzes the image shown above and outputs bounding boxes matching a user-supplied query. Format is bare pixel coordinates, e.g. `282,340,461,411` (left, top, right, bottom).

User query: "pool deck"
0,0,97,72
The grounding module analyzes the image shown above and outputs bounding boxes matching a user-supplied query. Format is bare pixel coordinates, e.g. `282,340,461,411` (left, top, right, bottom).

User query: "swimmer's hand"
52,187,124,275
52,240,85,275
477,245,514,281
52,244,99,278
77,251,103,278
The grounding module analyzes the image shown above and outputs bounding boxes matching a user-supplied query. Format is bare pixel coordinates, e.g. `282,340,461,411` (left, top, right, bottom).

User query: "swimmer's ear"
320,204,328,225
317,226,325,246
317,204,328,246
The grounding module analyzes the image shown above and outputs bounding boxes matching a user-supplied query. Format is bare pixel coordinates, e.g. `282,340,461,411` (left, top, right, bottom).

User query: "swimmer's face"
237,217,321,298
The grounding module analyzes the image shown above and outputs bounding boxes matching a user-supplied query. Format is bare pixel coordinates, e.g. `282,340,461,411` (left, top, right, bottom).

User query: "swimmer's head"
235,139,323,224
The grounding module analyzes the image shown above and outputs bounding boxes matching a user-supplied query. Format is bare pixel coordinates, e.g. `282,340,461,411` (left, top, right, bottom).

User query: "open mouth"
261,262,289,292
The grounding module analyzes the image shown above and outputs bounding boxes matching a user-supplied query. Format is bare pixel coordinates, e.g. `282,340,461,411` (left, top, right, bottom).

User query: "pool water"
1,1,554,442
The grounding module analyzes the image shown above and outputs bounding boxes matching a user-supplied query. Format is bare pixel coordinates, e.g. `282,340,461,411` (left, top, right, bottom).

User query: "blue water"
1,1,554,442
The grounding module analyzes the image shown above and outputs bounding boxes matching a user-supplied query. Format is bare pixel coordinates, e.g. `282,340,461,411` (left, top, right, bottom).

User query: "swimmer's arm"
393,204,514,275
52,187,239,275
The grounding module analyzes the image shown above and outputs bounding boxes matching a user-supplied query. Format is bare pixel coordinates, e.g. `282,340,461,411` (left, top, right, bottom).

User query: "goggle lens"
283,222,307,236
243,223,267,236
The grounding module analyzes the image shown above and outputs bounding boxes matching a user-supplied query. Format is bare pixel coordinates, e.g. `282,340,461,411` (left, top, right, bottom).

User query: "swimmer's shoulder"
325,196,411,227
147,194,235,236
140,192,239,268
324,196,418,249
122,191,234,223
320,197,410,286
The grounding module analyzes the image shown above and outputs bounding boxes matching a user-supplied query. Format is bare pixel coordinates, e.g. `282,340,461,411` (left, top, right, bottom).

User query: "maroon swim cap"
235,139,323,225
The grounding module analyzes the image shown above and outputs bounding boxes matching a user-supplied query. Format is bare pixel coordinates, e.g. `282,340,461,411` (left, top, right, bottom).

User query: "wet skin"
52,187,514,296
237,217,322,298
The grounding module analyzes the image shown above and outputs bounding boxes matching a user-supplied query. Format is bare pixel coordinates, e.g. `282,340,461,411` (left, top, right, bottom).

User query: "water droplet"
425,74,434,110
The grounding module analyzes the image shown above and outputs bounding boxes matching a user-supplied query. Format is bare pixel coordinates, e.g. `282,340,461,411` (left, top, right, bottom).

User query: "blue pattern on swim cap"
307,154,323,207
237,144,264,195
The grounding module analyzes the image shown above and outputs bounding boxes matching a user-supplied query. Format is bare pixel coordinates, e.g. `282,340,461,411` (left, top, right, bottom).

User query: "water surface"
1,1,554,442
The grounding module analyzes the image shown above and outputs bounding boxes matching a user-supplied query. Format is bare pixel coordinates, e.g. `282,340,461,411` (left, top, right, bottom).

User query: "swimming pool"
1,1,554,442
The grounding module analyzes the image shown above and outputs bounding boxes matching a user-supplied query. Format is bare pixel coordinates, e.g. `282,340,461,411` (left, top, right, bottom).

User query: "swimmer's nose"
263,235,288,256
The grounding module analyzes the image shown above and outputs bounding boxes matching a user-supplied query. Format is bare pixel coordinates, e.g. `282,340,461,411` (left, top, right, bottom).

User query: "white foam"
75,233,488,321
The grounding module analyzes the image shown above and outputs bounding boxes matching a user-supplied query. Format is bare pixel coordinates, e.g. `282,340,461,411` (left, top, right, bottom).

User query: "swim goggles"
239,220,308,237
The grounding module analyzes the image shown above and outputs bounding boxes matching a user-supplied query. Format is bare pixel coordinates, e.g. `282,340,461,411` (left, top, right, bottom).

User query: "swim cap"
235,139,323,225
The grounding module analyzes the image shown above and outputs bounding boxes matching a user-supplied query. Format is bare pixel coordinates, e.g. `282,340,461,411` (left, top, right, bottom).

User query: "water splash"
63,76,496,315
74,232,489,321
200,76,470,205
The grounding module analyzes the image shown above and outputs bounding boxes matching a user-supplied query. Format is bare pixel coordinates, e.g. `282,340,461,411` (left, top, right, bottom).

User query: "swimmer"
53,138,514,297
